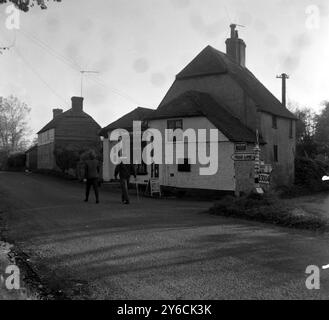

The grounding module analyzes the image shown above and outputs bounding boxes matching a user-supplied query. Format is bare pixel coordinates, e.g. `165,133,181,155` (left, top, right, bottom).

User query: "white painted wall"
102,117,236,191
148,116,236,191
102,137,152,184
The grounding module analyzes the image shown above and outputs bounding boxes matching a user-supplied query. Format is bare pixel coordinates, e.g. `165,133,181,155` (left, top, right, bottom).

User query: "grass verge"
209,193,328,231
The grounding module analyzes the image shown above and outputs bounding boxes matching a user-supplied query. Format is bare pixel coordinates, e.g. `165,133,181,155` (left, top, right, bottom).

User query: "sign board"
149,179,161,197
259,173,270,185
231,153,256,161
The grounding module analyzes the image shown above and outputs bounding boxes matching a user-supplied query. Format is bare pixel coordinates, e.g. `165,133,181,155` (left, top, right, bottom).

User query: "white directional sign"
231,153,256,161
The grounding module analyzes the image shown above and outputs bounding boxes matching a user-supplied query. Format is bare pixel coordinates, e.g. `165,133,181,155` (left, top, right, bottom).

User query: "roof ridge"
176,46,228,80
37,107,100,134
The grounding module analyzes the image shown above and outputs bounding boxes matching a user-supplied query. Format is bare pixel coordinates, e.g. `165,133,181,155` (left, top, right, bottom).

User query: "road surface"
0,171,329,299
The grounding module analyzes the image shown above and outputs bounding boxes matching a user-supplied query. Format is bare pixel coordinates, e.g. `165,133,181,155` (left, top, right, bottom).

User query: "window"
272,115,277,129
167,119,183,142
235,143,247,152
151,163,159,178
289,119,293,139
167,119,183,130
178,158,191,172
273,145,278,162
136,163,148,175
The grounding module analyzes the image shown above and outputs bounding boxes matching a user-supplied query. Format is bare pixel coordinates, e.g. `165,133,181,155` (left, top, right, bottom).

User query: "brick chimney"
71,96,84,112
52,108,63,119
225,24,246,67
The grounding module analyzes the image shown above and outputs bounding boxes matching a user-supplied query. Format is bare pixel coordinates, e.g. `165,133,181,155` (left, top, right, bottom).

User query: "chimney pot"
71,96,84,112
52,108,63,119
226,25,246,67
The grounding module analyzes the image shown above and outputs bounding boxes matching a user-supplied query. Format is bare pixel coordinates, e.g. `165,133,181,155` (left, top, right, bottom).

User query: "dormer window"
167,119,183,142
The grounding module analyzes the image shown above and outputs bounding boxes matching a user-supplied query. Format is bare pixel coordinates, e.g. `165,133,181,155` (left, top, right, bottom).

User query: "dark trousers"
85,178,99,201
120,178,129,203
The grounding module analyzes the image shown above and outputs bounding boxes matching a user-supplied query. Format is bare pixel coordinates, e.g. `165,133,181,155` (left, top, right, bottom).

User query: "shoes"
96,200,99,204
123,201,130,205
84,199,88,202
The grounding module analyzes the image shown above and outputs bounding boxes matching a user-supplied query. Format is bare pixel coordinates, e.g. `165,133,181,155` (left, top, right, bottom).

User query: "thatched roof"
162,45,296,120
99,107,154,137
148,91,264,144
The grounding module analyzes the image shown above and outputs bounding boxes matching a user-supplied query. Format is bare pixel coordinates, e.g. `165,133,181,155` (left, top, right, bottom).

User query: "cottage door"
165,164,176,186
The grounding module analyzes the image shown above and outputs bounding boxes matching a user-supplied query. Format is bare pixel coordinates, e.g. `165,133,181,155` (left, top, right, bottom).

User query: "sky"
0,0,329,141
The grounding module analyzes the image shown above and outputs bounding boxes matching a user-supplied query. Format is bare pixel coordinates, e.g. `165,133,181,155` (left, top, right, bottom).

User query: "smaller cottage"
37,96,101,170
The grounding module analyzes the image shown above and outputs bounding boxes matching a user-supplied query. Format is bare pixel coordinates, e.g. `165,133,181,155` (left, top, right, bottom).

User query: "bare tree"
288,101,318,158
0,95,31,153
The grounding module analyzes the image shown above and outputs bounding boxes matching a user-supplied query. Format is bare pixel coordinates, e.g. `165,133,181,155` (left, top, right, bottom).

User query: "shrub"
54,146,101,176
295,157,329,188
6,152,26,171
0,150,8,170
209,193,328,231
54,147,80,174
278,157,329,198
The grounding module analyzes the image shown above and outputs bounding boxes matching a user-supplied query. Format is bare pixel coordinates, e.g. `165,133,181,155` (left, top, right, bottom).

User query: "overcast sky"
0,0,328,140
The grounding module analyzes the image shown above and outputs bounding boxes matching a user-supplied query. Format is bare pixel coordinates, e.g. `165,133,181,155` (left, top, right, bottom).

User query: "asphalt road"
0,171,329,299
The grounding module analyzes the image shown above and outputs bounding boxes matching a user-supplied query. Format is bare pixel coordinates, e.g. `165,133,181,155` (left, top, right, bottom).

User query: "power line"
4,28,152,107
16,30,152,106
0,29,16,54
80,70,99,97
18,29,81,72
13,45,69,107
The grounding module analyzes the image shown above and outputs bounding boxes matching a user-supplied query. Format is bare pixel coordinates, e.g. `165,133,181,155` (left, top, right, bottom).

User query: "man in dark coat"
115,161,136,204
84,151,100,203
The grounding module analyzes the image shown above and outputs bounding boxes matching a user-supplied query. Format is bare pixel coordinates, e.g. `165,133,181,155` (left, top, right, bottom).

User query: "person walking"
84,151,100,204
115,161,136,204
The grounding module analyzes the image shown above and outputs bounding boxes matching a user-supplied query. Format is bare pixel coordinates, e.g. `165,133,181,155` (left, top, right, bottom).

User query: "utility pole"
80,70,99,97
276,73,289,107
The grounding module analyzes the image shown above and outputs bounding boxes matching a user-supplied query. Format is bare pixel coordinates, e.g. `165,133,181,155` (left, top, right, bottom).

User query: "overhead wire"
13,44,69,107
17,29,152,107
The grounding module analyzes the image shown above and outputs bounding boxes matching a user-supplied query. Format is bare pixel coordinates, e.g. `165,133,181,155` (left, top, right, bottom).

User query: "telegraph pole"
276,73,289,107
80,70,99,97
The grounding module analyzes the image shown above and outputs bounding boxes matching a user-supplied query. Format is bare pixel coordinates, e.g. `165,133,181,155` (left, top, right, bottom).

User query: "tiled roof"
37,109,99,134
